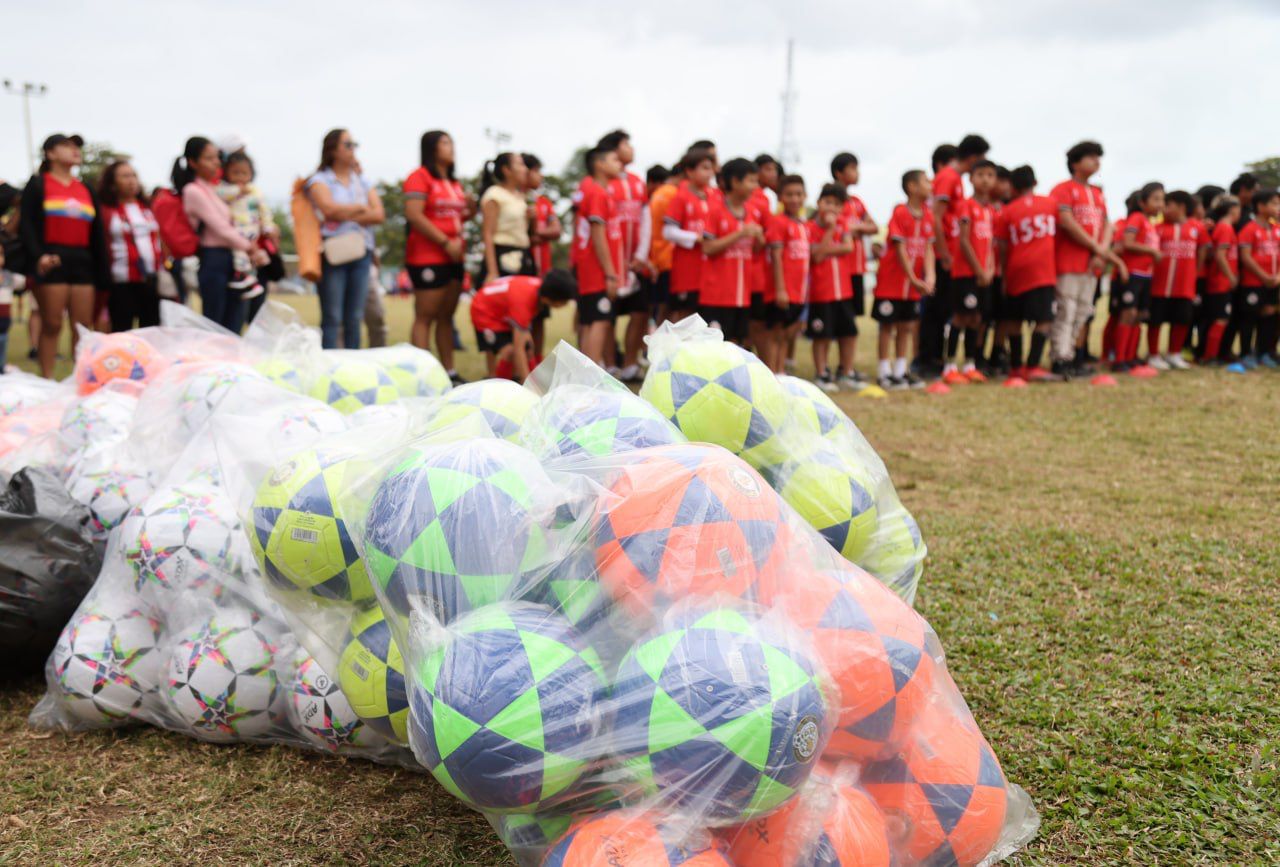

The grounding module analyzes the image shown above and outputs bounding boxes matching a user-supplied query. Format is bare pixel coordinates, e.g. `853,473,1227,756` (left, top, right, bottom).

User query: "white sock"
894,357,907,378
878,359,891,379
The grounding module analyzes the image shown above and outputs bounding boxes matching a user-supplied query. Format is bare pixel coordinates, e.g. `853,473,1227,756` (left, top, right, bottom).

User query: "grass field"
2,293,1278,864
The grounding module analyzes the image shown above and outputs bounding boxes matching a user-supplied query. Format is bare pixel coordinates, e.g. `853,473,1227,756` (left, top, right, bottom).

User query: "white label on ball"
726,649,749,686
290,528,320,545
717,546,737,577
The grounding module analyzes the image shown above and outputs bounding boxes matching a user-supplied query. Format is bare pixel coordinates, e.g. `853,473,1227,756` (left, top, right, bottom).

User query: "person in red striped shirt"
1147,191,1201,370
1202,195,1240,365
97,161,163,332
873,171,935,390
698,158,763,346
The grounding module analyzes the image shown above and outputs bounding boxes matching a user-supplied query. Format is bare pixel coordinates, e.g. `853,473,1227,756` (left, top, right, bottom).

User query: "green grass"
2,294,1278,864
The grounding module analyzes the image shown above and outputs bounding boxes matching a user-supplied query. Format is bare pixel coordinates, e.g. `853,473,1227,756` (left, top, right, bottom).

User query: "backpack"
151,187,199,259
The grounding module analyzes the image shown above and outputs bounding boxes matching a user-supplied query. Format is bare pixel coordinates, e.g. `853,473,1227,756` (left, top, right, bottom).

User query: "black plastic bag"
0,467,103,679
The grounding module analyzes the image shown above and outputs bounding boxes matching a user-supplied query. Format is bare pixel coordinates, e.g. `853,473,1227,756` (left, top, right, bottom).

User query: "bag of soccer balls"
640,317,927,603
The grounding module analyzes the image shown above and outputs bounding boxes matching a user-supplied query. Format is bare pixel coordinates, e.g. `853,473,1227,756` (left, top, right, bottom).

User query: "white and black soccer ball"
51,596,163,726
164,609,284,742
60,387,138,457
67,466,155,539
272,404,347,452
177,363,268,434
286,653,387,752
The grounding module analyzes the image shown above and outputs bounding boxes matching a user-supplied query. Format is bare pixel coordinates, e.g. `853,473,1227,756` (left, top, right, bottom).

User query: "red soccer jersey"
42,174,95,248
573,177,624,296
1050,179,1108,275
1208,221,1239,295
404,168,467,266
701,199,756,308
1153,221,1202,300
746,187,774,296
471,275,542,334
531,195,555,276
807,219,847,303
932,165,965,265
665,185,711,295
952,198,995,280
608,171,647,265
841,195,871,275
1121,212,1159,278
1238,219,1280,287
875,203,933,301
995,194,1058,296
1189,218,1211,279
766,214,810,306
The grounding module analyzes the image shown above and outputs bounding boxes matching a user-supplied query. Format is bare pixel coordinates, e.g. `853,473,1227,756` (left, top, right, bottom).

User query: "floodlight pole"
485,127,513,152
3,80,49,175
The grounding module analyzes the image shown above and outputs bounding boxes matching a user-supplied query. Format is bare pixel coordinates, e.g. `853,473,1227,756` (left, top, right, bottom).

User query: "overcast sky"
3,0,1277,217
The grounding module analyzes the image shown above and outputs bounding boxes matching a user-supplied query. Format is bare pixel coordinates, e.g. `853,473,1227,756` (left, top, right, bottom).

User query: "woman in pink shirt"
173,136,265,332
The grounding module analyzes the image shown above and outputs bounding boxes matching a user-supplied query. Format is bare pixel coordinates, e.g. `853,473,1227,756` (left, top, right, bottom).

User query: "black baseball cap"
41,133,84,152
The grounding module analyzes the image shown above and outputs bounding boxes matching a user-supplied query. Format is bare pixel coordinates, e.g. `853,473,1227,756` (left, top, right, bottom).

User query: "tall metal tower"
778,39,800,169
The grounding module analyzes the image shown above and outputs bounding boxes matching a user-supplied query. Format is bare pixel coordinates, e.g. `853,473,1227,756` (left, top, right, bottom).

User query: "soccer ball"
335,605,409,743
67,467,154,538
272,403,347,451
496,811,573,861
594,446,784,620
286,652,387,751
363,439,552,621
439,379,539,442
610,607,830,824
777,448,879,563
0,375,58,417
862,703,1008,867
544,812,732,866
779,375,848,441
763,567,932,762
255,357,304,393
309,359,398,415
411,602,607,813
119,484,243,607
60,387,138,458
164,609,284,742
640,340,791,469
369,344,451,397
176,363,268,433
527,386,684,460
860,508,926,601
51,597,163,725
75,333,165,395
728,778,892,867
250,447,373,604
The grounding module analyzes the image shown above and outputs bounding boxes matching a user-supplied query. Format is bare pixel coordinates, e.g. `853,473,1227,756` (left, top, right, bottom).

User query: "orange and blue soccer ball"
543,812,732,866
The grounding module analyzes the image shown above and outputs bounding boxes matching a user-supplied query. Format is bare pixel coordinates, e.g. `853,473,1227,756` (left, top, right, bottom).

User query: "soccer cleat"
1129,364,1159,378
1147,355,1171,371
1050,360,1073,379
942,369,968,385
1002,375,1028,389
784,359,797,374
1225,362,1248,374
837,374,868,392
1166,354,1191,371
925,381,951,395
447,370,468,386
815,375,840,394
1260,354,1279,370
905,373,926,390
964,367,988,383
884,376,910,392
1242,354,1259,370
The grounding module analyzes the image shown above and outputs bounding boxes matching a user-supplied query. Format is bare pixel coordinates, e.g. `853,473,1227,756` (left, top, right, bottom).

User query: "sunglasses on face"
343,140,360,150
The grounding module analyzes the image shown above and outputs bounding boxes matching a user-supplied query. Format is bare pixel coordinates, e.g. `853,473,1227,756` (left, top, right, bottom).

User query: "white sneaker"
1166,353,1190,370
814,375,839,394
837,374,867,392
616,364,641,382
606,366,622,378
784,359,797,374
1148,355,1171,371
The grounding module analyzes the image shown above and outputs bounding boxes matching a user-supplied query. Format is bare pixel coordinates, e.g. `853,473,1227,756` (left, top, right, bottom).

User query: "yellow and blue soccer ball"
439,379,539,442
310,359,398,415
335,605,409,744
777,447,879,563
860,507,926,601
779,375,848,441
255,357,304,393
369,344,451,397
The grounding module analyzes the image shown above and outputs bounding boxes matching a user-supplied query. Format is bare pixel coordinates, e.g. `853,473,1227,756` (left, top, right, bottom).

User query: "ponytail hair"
477,152,517,200
171,135,212,192
38,158,51,174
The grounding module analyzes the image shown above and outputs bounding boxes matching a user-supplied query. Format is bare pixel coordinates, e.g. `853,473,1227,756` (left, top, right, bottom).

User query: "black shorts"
1237,286,1263,317
1259,286,1280,308
1000,285,1055,324
1147,296,1194,326
850,274,866,316
39,246,95,285
751,295,802,328
950,277,986,319
475,326,514,353
807,299,859,338
699,305,750,343
986,276,1004,322
1200,292,1232,321
1195,278,1208,300
871,298,920,325
670,287,699,312
650,271,671,307
409,262,464,290
1111,275,1151,313
578,292,616,325
616,279,650,317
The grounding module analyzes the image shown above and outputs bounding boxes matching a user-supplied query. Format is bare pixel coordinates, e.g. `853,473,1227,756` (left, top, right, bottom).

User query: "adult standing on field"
306,128,384,349
19,133,109,377
404,130,472,384
175,136,263,334
1050,141,1112,376
97,161,163,332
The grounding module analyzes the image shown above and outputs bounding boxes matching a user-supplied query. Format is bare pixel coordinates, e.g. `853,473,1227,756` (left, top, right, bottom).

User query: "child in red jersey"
807,184,857,392
1236,188,1280,368
572,146,625,366
598,130,652,381
746,155,781,359
944,159,998,384
699,158,763,346
1112,183,1164,374
1203,195,1241,365
523,153,561,359
874,171,935,391
993,165,1058,383
763,174,810,373
1147,191,1202,370
471,269,577,380
662,148,715,321
831,152,877,389
1050,141,1113,377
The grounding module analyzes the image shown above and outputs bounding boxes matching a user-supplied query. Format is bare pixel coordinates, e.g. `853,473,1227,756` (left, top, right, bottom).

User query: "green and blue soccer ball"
286,651,387,751
641,341,790,470
528,387,684,461
362,439,552,621
250,447,373,604
439,379,539,442
310,359,398,415
164,609,284,742
369,344,452,397
335,605,409,743
609,607,830,825
51,596,163,725
410,602,607,813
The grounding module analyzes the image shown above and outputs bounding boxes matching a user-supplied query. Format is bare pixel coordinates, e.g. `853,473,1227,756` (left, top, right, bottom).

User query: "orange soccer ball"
75,334,165,395
729,777,892,866
542,812,731,866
